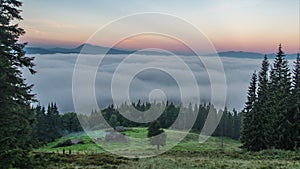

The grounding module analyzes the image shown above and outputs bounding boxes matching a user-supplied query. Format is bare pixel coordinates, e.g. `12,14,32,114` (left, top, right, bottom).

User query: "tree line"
241,45,300,151
28,101,242,153
30,103,82,145
78,101,241,140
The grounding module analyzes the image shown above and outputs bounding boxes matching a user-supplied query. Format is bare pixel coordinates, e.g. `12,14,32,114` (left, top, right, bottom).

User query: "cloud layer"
22,53,297,113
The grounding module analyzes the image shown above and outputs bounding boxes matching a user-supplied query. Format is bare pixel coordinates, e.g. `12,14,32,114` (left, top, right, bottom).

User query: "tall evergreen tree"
232,108,241,140
253,55,270,149
31,104,47,143
291,53,300,148
269,45,292,149
241,72,258,150
241,47,300,151
44,103,61,142
109,114,118,129
61,112,83,134
0,0,36,167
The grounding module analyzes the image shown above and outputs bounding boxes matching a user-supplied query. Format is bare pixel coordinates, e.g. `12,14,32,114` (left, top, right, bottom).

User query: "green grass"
34,132,105,154
122,127,148,138
32,128,300,168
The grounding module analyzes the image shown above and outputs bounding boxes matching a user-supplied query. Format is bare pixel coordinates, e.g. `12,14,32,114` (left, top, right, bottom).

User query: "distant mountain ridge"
24,44,298,59
25,43,171,56
25,43,134,55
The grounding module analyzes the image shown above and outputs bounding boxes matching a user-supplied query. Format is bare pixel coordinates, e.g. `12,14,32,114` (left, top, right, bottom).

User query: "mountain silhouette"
24,44,298,59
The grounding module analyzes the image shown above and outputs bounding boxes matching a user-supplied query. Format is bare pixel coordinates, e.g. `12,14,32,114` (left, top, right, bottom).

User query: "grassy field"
32,128,300,168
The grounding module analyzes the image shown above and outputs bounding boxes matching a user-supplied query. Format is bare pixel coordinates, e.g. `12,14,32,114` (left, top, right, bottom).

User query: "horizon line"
25,42,300,55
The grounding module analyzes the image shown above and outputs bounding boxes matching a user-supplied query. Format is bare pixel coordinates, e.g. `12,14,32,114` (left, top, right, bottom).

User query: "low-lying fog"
22,53,297,113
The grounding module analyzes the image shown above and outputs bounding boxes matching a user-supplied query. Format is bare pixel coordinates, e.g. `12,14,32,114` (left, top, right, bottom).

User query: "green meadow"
31,128,300,169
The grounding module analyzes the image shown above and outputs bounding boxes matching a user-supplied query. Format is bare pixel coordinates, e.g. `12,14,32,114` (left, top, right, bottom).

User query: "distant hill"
217,51,264,59
25,44,298,59
25,43,169,56
25,43,134,55
217,51,297,59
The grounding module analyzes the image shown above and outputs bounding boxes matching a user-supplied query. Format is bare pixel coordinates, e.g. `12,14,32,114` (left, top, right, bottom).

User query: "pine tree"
207,104,219,136
225,108,233,139
253,55,270,149
219,107,229,149
44,103,61,142
0,0,36,167
31,104,47,143
241,72,258,150
291,53,300,148
147,120,166,150
257,56,269,103
269,45,292,149
232,108,241,140
61,112,83,134
109,114,118,129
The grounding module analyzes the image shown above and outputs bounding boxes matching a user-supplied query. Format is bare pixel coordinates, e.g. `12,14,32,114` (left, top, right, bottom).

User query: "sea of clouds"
22,53,297,113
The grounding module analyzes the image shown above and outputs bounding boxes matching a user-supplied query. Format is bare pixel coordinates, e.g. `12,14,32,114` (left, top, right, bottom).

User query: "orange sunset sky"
20,0,299,53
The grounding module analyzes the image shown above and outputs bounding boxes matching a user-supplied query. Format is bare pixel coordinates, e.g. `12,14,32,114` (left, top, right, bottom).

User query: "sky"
19,0,299,53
